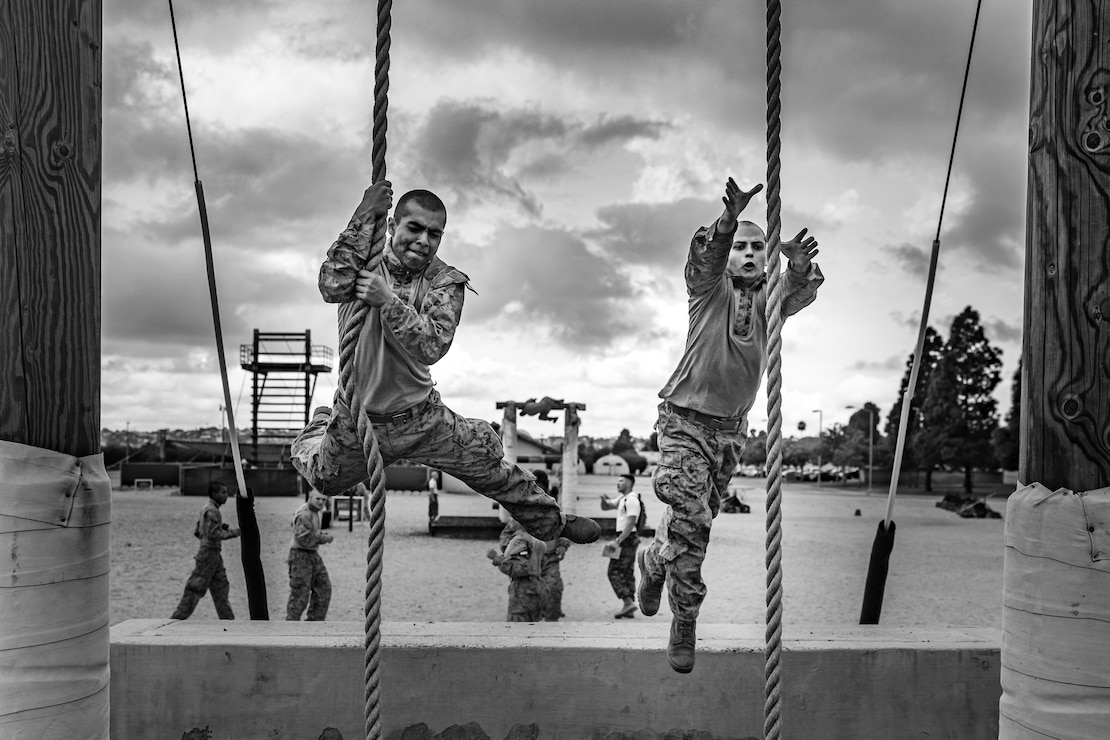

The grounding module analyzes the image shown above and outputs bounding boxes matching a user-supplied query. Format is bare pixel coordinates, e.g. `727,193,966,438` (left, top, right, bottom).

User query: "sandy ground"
110,475,1005,629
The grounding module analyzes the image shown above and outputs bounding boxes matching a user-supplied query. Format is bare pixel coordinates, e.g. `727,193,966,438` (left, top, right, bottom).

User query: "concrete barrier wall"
110,620,1000,740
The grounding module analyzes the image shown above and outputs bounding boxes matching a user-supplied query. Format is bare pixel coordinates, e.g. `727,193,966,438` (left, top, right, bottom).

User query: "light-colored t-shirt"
615,493,642,534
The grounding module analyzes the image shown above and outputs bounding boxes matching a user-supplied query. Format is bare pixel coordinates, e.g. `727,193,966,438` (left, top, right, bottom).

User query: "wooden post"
1021,0,1110,491
0,2,108,737
0,2,101,452
561,405,582,516
497,401,517,523
1000,4,1110,737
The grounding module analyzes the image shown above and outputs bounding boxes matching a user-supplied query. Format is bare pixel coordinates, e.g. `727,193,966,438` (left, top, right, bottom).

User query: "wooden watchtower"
238,330,333,462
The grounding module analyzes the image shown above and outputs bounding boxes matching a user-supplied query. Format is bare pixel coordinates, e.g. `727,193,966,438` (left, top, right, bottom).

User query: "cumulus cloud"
128,125,365,248
456,225,654,351
784,0,1032,162
984,317,1022,344
103,42,370,258
401,101,668,217
851,355,911,372
397,0,711,59
105,0,281,52
589,198,711,268
882,242,935,278
937,137,1027,270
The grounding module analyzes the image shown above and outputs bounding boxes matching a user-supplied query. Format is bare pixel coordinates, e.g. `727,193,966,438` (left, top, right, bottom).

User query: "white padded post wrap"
0,440,112,739
1000,482,1110,739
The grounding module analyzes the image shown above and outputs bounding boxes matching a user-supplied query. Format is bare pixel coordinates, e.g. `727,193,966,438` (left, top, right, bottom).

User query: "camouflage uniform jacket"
318,217,471,415
540,537,571,577
290,503,327,551
498,533,550,621
195,500,235,551
498,533,547,580
659,220,824,420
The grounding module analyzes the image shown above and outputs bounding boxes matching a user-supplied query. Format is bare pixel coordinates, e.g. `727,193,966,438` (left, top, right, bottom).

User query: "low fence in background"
120,462,181,487
181,466,303,497
119,463,431,497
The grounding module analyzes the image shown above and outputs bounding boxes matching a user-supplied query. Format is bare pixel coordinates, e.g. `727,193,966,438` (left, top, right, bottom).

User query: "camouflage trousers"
507,576,550,622
286,549,331,621
172,547,233,620
640,403,745,621
607,535,640,600
291,389,565,540
541,567,564,621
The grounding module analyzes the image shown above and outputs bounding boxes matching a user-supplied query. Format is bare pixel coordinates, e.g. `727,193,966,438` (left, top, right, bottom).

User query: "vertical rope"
763,0,786,738
335,2,392,738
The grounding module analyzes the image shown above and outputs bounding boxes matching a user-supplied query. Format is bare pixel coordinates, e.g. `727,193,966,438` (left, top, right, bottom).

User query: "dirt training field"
110,475,1005,628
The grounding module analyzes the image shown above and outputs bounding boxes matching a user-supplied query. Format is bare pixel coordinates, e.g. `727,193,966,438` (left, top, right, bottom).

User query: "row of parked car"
733,464,864,481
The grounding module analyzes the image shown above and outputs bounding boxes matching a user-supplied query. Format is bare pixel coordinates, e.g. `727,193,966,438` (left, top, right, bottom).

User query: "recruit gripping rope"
763,1,786,739
338,3,393,738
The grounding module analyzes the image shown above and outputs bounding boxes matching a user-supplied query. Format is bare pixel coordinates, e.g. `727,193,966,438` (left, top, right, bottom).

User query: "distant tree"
645,432,659,452
846,403,883,470
611,429,635,454
991,359,1021,471
610,429,648,474
741,430,768,467
825,423,867,476
913,357,959,491
783,436,819,468
916,307,1003,494
780,439,800,468
578,441,600,474
886,326,944,482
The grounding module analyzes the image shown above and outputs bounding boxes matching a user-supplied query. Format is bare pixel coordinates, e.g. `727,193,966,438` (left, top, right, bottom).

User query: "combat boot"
667,616,696,674
560,514,602,544
637,547,663,616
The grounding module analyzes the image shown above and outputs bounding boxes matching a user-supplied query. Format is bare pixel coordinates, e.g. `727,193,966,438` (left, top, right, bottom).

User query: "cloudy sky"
101,0,1031,441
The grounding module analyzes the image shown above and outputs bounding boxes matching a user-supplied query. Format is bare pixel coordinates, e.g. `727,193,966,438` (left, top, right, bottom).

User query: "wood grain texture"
0,1,29,446
0,1,102,456
1023,0,1110,491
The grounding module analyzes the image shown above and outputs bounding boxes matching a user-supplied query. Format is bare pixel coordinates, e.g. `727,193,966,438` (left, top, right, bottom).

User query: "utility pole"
0,3,109,737
862,405,876,493
1000,3,1110,738
812,409,823,488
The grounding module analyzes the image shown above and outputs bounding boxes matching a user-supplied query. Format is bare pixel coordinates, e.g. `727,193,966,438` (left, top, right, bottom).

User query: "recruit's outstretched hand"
353,179,393,224
780,228,819,273
719,177,764,232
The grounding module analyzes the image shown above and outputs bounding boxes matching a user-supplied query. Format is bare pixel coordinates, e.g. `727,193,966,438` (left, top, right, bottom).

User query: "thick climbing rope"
761,0,786,737
761,1,985,726
338,3,394,739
